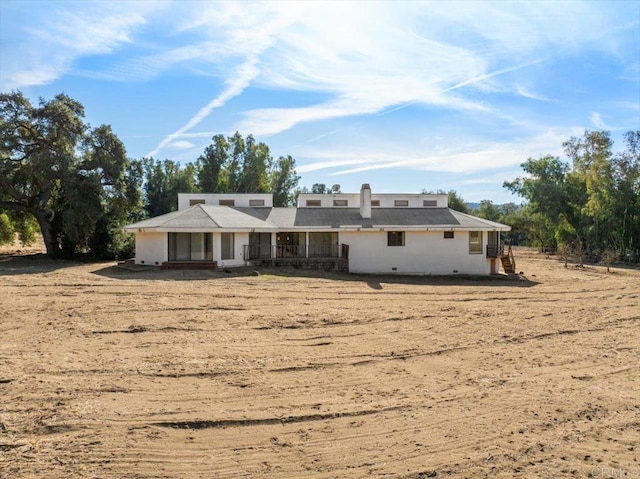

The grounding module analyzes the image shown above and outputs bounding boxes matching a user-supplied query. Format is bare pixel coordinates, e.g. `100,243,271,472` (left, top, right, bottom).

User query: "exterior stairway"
500,246,516,274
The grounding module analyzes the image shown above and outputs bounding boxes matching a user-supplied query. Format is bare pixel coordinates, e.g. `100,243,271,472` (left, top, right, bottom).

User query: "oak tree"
0,91,142,258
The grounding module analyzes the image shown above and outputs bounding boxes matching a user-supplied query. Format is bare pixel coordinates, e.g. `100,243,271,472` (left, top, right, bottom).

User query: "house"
123,184,513,275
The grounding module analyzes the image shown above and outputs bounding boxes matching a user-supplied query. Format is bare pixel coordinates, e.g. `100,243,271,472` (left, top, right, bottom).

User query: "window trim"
306,199,321,207
444,231,454,239
249,199,265,207
333,199,348,207
387,231,405,247
219,199,235,206
394,200,409,207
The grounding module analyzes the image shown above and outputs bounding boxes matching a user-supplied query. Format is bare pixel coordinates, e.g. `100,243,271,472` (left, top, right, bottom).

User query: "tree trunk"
35,212,60,258
576,237,584,267
0,201,61,257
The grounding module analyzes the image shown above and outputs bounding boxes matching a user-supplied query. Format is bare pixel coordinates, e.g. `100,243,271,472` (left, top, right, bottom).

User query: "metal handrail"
243,243,345,260
308,244,340,258
486,243,504,258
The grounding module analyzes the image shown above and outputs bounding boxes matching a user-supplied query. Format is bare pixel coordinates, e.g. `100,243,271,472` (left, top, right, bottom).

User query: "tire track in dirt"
2,249,639,478
150,405,407,430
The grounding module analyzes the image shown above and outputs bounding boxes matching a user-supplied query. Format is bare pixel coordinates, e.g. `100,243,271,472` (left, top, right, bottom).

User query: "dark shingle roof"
287,208,462,228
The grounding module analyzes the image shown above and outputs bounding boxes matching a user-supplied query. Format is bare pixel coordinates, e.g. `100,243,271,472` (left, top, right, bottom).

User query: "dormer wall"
178,193,273,210
297,192,448,208
179,187,449,211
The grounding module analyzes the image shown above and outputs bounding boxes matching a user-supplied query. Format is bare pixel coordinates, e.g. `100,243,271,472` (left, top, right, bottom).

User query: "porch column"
271,232,277,258
305,232,309,258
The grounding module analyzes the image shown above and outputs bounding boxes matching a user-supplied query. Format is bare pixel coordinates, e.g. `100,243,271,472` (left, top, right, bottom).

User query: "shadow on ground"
0,253,82,276
0,252,540,288
92,263,540,288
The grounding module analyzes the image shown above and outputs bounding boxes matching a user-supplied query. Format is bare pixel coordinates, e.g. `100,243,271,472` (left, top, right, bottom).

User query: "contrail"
441,60,542,94
308,60,542,142
145,58,259,158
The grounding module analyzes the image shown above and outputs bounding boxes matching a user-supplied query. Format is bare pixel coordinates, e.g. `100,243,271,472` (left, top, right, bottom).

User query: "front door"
488,231,499,257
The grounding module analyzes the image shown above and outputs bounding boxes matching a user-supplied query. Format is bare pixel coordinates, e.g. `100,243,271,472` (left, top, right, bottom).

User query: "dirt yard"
0,247,638,479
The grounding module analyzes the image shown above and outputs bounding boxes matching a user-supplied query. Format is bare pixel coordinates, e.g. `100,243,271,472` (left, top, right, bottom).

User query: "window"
306,199,321,207
469,231,482,254
309,232,338,257
249,199,265,207
387,231,405,246
423,199,437,207
221,233,234,260
394,200,409,207
371,200,380,207
333,199,348,206
168,233,213,261
444,231,454,239
189,199,205,206
219,199,235,206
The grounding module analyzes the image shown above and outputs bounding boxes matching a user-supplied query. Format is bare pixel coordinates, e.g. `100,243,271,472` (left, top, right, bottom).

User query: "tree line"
0,91,299,259
425,130,639,264
503,130,640,263
142,132,299,217
1,91,638,264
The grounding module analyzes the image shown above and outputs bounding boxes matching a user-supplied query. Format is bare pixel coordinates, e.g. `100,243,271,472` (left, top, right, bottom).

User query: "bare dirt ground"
1,245,638,479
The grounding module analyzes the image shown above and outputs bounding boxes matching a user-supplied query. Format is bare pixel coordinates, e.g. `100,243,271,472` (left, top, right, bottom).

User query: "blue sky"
1,0,639,203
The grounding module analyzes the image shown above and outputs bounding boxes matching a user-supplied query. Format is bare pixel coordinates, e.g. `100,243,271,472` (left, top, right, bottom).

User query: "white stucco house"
123,184,513,275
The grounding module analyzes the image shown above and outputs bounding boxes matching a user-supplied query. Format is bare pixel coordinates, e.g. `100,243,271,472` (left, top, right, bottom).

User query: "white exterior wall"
178,193,272,210
134,232,167,266
298,193,448,208
133,229,493,274
373,194,448,208
340,230,490,275
133,231,249,267
215,231,249,268
297,194,360,207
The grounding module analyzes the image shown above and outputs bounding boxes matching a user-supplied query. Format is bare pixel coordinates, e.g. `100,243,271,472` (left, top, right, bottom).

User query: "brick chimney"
360,183,371,219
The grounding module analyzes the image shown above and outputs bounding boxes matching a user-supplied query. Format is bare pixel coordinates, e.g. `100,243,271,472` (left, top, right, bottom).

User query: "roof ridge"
197,203,221,227
155,206,197,227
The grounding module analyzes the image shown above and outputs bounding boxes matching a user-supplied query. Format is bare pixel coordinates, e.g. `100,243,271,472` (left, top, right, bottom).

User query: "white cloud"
516,86,554,102
3,0,634,165
143,2,308,158
590,112,609,130
459,178,495,185
0,2,161,89
167,131,217,139
168,140,195,150
297,158,372,174
296,129,569,176
617,101,640,111
228,1,621,138
75,40,228,83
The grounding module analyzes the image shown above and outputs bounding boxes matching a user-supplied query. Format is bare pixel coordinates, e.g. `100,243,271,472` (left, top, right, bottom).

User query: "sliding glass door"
168,233,213,261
